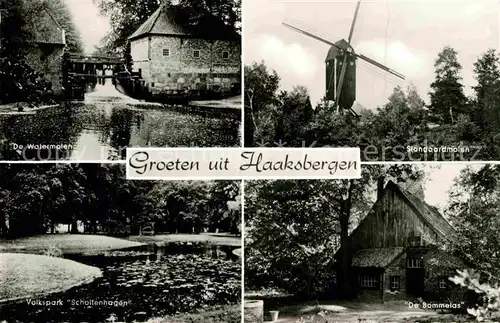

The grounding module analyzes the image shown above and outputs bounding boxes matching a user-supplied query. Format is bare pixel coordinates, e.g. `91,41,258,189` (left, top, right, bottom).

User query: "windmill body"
325,39,357,110
282,0,405,116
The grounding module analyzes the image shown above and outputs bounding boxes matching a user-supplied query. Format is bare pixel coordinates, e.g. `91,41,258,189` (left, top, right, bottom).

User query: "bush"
0,56,55,105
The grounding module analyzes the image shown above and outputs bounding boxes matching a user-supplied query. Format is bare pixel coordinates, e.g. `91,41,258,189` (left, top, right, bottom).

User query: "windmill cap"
325,39,356,62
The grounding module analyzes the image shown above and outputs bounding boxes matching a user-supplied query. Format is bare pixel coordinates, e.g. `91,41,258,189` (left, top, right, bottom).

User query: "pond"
0,96,240,161
0,243,241,323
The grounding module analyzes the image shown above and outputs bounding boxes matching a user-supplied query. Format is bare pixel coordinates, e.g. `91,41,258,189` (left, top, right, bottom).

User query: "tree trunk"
336,181,355,298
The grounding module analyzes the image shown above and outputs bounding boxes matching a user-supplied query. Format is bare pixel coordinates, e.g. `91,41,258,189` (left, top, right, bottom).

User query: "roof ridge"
149,6,164,34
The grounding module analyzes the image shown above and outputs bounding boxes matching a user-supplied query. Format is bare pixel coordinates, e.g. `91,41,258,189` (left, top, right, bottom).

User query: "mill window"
407,257,423,268
163,48,170,56
359,275,379,289
193,50,200,58
390,276,400,291
222,51,229,59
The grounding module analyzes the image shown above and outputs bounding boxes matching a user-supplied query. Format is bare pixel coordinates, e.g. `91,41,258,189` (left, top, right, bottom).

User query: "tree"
471,49,500,136
428,46,467,124
447,164,500,278
93,0,241,51
41,0,84,53
274,86,314,146
244,61,280,146
306,99,364,148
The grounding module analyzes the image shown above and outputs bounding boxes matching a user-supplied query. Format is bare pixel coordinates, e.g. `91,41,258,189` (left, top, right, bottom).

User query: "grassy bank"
0,234,146,254
148,305,240,323
128,233,241,247
0,253,102,303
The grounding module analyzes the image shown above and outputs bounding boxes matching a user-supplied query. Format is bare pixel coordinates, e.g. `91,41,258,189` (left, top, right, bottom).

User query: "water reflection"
0,102,240,161
0,244,241,323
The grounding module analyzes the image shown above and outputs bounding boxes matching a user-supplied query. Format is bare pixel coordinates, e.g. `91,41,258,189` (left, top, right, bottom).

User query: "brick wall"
131,35,240,94
24,44,65,95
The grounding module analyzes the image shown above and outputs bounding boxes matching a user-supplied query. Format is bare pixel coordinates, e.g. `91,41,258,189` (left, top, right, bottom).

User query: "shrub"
42,244,63,258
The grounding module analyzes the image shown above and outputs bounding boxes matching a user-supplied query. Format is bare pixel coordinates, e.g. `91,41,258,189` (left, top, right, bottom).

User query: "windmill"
282,0,405,116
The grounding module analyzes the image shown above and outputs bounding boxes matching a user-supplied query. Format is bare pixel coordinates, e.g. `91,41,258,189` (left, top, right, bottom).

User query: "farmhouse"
339,180,469,302
128,5,241,97
21,4,66,95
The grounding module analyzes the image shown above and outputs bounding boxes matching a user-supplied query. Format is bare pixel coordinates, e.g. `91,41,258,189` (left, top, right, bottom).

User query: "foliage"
244,61,281,146
40,0,84,53
246,47,500,160
42,244,63,258
428,46,468,124
93,0,240,52
0,0,83,104
450,269,500,322
155,305,240,323
0,56,55,104
0,165,240,238
447,164,500,278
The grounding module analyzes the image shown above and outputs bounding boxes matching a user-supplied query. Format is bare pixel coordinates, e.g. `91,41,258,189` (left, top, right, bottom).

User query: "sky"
424,163,466,211
65,0,111,54
244,0,500,109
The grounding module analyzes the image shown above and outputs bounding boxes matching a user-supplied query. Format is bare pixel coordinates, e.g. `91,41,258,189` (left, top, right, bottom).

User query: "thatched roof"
391,181,456,240
128,5,240,41
352,247,404,268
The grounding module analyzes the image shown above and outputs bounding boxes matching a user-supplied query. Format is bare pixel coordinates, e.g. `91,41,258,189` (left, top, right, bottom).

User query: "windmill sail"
281,22,405,80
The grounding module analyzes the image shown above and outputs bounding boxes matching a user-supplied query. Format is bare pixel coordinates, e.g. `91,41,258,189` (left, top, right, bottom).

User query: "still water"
0,244,241,323
0,83,241,160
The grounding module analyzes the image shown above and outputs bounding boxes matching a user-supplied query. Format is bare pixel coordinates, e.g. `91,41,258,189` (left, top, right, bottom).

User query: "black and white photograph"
0,0,242,161
244,164,500,322
0,164,242,323
244,0,500,161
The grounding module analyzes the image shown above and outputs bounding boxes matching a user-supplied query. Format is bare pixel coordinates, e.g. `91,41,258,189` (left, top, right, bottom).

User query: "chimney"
377,176,385,200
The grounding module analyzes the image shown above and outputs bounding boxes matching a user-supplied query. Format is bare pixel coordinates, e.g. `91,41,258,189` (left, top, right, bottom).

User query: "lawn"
128,233,241,247
0,234,146,254
148,305,241,323
0,253,102,303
